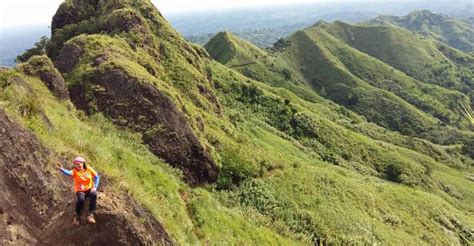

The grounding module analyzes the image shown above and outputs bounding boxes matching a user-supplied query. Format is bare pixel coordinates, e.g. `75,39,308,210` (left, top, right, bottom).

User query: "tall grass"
459,102,474,125
2,84,43,118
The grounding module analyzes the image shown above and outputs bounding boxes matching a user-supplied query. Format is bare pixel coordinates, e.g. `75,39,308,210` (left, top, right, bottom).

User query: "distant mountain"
205,31,315,101
319,20,474,92
366,10,474,52
206,24,473,140
184,11,378,48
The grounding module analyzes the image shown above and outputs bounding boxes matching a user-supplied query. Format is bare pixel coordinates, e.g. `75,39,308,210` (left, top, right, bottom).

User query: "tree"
15,36,50,63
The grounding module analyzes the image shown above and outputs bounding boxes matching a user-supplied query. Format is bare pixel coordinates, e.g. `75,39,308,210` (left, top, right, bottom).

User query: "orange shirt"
72,167,98,192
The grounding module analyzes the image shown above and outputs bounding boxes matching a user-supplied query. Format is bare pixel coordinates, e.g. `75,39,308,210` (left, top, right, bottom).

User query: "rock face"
0,108,171,245
69,67,218,185
0,108,67,244
20,56,70,100
37,192,172,246
54,42,84,74
51,0,101,35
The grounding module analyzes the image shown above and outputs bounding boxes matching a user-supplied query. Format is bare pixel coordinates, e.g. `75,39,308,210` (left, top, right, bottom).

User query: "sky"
0,0,463,30
0,0,404,30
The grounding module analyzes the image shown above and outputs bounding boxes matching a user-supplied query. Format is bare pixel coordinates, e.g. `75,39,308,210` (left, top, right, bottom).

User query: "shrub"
461,138,474,159
217,146,258,189
16,36,50,63
291,111,319,138
384,163,404,183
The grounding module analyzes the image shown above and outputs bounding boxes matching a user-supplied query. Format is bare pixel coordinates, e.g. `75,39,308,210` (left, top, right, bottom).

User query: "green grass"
365,10,474,53
206,30,468,142
318,21,473,91
460,102,474,125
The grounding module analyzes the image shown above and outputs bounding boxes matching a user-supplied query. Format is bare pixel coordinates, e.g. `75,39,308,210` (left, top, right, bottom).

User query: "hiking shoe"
86,214,96,224
73,215,80,226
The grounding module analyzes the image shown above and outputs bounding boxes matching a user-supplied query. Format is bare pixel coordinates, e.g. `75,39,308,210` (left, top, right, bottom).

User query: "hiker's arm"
59,168,73,176
93,173,100,189
57,161,73,176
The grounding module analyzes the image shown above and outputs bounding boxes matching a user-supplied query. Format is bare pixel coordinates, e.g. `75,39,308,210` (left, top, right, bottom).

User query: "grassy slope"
302,25,471,127
279,30,440,133
205,31,323,104
204,33,471,169
207,62,474,245
3,43,474,246
318,21,474,93
206,29,474,143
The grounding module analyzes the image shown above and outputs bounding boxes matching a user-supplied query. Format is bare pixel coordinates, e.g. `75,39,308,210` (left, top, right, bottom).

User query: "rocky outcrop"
37,192,172,246
0,108,67,244
105,8,146,33
55,42,84,74
20,56,70,100
50,0,220,186
69,67,218,186
51,0,101,35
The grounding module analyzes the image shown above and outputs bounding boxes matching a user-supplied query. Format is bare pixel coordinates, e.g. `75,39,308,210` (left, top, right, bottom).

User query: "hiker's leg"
86,190,97,214
76,192,85,215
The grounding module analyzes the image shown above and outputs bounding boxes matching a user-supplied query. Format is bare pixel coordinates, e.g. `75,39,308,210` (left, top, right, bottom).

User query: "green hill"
205,31,322,102
206,27,472,142
1,0,473,245
366,10,474,53
316,21,474,93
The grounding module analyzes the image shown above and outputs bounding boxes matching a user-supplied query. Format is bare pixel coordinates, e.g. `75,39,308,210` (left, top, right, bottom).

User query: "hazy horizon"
1,0,472,30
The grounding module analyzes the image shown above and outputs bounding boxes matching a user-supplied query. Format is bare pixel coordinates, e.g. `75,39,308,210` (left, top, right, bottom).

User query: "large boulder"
69,67,218,186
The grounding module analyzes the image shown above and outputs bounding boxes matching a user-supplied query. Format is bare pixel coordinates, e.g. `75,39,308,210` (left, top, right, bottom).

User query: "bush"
461,138,474,159
291,111,319,138
16,36,50,63
384,163,404,183
217,146,258,189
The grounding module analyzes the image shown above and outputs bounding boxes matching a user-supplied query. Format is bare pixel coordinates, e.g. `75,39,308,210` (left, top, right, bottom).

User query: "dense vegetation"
2,0,473,245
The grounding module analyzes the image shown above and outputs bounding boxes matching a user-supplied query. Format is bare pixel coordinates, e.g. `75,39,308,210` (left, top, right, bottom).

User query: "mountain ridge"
365,10,474,52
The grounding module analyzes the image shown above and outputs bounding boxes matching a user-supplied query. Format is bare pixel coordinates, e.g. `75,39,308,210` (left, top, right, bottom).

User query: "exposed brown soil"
0,108,172,245
0,108,66,244
37,192,172,246
69,67,218,186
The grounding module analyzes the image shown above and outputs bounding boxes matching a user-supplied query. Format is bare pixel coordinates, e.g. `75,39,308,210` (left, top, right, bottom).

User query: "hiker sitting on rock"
57,156,100,225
